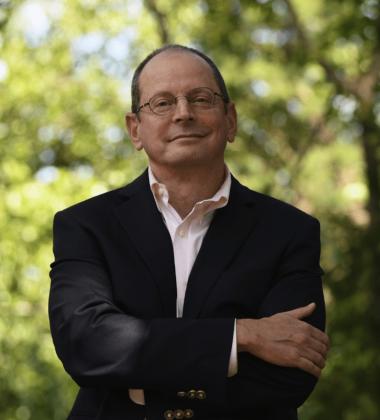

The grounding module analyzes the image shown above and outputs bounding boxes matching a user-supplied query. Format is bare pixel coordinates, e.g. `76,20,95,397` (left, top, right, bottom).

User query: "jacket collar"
114,170,258,318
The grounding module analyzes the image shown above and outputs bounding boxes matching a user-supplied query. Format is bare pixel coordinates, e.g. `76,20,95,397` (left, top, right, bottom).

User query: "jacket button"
164,410,174,419
174,409,184,419
187,389,196,399
177,391,186,398
184,409,194,418
196,390,206,400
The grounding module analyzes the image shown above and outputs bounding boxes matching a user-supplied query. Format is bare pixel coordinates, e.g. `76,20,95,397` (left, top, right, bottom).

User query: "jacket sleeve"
48,209,234,391
220,216,325,412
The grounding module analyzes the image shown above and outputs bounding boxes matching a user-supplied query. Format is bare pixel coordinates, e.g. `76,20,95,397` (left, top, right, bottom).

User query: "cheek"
138,122,168,153
209,117,229,141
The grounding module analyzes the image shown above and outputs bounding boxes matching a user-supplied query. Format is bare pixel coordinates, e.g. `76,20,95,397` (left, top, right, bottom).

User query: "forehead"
138,51,218,99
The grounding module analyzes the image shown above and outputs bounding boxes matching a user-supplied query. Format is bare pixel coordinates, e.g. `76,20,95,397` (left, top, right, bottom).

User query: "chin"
168,154,217,168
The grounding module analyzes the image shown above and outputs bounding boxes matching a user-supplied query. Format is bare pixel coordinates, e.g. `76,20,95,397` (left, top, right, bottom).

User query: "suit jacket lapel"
182,177,257,318
113,171,177,317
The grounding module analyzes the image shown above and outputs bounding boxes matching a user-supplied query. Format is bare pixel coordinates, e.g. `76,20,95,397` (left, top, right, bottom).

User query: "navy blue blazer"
49,170,325,420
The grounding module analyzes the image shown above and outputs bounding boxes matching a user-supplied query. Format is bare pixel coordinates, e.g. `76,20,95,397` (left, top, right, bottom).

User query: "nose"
172,96,194,122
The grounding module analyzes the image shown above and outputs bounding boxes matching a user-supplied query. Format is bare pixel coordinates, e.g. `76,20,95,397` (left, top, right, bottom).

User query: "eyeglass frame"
135,86,227,116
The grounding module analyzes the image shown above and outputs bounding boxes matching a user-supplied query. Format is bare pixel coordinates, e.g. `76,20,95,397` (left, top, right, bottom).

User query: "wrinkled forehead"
138,51,218,99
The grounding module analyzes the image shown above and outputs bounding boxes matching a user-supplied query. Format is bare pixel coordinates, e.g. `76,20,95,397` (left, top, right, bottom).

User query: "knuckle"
297,333,308,345
297,357,308,370
314,353,325,368
304,324,313,334
319,342,326,353
288,348,299,362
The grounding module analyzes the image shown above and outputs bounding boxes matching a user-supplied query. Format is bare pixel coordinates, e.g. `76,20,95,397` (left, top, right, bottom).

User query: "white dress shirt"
129,167,237,405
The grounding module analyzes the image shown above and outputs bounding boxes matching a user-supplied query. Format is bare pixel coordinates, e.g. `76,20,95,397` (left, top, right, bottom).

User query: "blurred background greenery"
1,0,380,418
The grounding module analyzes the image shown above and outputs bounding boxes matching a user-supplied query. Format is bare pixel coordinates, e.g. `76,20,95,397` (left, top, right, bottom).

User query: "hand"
236,303,329,378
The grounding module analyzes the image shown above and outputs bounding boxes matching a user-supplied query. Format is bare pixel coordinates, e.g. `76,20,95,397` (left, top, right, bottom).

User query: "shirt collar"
148,166,231,214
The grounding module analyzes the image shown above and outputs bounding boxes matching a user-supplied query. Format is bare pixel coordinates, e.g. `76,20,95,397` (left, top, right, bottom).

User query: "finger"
296,320,329,350
297,357,321,378
283,302,316,320
309,327,330,349
290,331,329,358
307,335,329,358
299,346,326,370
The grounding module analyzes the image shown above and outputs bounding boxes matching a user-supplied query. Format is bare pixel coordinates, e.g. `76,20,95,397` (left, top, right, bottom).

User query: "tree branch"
144,0,170,44
283,0,355,95
282,0,309,50
0,0,15,32
318,59,357,94
288,100,336,181
354,51,380,107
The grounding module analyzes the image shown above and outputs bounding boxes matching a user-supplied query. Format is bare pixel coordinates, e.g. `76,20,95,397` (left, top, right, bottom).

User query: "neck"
150,162,226,218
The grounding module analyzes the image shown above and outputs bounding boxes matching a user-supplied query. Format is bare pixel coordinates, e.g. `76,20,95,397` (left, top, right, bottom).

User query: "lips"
170,133,207,141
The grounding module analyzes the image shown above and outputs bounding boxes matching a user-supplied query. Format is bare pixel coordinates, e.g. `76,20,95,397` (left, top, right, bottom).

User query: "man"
49,44,329,420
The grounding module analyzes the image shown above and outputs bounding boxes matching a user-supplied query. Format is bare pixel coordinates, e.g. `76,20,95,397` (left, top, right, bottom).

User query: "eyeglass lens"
149,87,218,115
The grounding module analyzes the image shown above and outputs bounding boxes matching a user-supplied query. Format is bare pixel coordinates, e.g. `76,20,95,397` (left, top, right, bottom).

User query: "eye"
189,89,213,106
192,95,210,103
150,95,175,112
156,99,171,107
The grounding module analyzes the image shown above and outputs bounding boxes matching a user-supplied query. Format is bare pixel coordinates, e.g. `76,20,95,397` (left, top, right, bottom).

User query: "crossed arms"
49,205,328,410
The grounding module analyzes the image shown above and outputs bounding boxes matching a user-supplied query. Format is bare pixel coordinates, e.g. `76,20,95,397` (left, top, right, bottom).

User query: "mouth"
170,133,206,142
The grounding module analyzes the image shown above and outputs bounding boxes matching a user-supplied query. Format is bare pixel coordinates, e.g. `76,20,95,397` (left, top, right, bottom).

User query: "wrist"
236,319,249,352
237,318,262,354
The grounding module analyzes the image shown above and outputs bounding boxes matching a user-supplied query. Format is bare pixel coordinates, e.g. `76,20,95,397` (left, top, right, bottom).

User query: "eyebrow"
150,90,176,97
145,87,215,99
140,90,172,103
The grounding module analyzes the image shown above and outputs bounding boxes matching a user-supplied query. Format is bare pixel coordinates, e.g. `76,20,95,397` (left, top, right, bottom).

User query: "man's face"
126,51,237,171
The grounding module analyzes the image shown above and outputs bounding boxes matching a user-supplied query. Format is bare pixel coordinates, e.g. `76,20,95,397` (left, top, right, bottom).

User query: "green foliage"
1,0,379,418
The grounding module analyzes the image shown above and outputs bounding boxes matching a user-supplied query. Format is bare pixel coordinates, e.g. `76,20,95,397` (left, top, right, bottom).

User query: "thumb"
284,302,316,320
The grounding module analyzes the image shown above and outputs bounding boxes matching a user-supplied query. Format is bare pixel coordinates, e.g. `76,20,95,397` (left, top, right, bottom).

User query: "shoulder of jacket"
240,183,319,227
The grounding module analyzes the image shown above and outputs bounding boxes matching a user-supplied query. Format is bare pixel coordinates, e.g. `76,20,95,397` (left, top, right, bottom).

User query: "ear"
226,102,237,143
125,112,143,150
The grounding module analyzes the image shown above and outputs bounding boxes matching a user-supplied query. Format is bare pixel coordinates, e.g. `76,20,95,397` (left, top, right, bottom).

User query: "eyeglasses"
136,87,226,116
